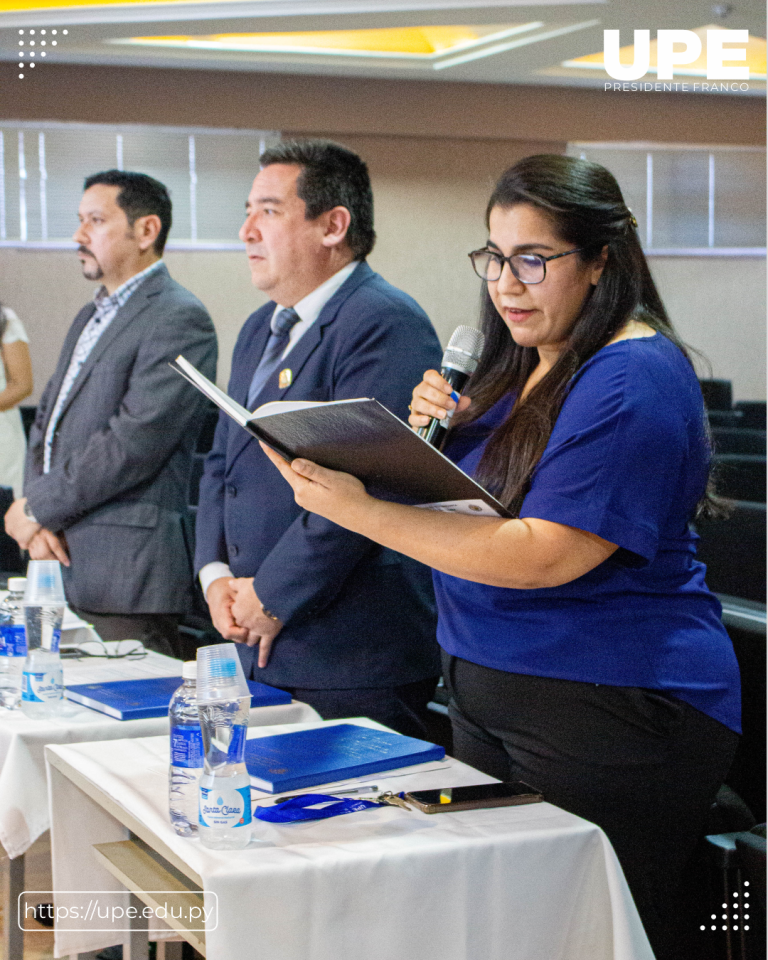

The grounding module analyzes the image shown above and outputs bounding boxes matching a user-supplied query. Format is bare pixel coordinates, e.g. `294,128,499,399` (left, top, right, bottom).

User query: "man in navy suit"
195,140,442,736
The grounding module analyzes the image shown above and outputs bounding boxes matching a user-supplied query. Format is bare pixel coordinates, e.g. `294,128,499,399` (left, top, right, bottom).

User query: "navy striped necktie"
247,307,301,409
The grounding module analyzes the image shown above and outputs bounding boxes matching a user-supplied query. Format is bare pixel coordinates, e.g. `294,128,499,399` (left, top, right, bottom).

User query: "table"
46,718,654,960
0,646,319,960
0,646,181,860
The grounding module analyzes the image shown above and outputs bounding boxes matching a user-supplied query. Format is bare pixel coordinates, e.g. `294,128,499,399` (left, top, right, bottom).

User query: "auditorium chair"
683,594,765,959
18,405,36,439
0,486,24,582
681,786,765,959
701,819,766,960
713,456,766,503
698,381,767,434
709,409,747,429
711,429,767,457
700,379,734,412
734,402,767,431
719,597,766,823
694,502,767,604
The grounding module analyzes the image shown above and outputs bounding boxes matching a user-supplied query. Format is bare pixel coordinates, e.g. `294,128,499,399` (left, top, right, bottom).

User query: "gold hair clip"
627,211,639,229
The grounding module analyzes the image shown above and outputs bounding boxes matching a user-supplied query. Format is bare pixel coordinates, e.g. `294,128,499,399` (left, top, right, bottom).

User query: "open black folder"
173,355,509,517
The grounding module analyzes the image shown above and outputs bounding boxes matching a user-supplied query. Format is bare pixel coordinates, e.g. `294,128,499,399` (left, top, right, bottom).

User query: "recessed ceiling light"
112,24,545,63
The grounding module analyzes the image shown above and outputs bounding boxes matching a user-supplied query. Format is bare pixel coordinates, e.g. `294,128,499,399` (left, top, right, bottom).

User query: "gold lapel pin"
278,368,293,389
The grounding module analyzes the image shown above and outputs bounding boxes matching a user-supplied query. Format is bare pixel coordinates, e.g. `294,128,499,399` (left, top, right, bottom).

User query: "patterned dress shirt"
43,260,165,473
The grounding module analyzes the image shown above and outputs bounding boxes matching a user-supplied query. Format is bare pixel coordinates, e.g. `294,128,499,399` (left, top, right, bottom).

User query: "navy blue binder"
65,676,291,719
245,723,446,792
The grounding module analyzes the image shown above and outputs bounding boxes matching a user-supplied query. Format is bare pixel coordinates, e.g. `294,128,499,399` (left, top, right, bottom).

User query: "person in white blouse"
0,305,33,498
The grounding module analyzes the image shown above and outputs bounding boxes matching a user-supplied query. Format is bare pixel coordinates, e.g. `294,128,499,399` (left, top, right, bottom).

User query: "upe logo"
604,29,749,80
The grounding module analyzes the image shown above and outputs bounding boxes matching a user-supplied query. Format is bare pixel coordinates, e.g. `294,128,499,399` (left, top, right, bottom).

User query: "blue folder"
245,723,446,793
64,676,291,720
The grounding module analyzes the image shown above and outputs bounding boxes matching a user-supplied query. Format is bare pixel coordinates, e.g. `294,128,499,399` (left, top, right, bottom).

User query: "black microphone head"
442,325,485,375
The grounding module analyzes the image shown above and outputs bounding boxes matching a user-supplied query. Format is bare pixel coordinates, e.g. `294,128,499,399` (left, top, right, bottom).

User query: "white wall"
648,256,766,401
1,135,764,403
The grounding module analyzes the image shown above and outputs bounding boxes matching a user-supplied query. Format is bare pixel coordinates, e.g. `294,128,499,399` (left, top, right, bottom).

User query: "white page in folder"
174,353,369,424
253,397,369,418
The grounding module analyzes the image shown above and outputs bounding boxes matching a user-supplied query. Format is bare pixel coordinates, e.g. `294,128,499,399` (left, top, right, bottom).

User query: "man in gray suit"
4,170,217,656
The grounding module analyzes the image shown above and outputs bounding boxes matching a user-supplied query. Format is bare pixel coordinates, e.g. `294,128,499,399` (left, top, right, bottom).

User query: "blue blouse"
433,333,741,733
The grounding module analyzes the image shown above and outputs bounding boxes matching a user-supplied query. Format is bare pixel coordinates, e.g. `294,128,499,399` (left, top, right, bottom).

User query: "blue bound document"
247,680,292,708
245,723,446,792
65,676,184,719
65,677,292,720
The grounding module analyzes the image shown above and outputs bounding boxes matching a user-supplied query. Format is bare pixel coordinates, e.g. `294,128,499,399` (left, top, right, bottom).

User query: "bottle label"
199,783,252,829
171,725,204,768
0,625,27,657
22,669,63,703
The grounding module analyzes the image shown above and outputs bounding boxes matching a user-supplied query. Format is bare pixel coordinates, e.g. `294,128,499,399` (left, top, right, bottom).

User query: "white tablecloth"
0,648,319,858
47,718,654,960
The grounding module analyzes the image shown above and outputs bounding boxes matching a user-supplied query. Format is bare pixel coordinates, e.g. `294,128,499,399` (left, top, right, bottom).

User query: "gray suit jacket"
24,264,217,615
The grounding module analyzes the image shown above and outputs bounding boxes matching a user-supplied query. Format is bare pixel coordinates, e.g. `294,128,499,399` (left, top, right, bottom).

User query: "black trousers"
70,606,181,659
442,652,739,960
279,676,439,740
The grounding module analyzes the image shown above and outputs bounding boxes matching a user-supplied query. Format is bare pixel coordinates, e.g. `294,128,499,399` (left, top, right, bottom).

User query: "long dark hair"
456,154,709,516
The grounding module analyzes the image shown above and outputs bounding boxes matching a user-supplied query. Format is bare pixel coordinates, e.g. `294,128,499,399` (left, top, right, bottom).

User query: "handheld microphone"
419,325,485,451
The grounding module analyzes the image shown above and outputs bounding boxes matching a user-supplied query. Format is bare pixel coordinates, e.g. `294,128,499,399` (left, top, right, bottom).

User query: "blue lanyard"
255,793,381,823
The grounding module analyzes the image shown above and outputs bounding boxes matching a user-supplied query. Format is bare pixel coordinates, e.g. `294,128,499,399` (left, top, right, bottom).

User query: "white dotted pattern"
16,26,66,78
702,878,756,939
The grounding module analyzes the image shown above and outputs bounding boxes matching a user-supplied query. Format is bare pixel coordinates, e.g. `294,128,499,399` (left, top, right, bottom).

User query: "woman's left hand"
261,442,617,589
259,442,371,526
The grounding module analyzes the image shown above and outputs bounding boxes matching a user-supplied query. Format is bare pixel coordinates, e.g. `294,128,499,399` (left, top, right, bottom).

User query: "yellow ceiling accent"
0,0,195,8
220,27,481,55
565,25,766,78
120,25,522,57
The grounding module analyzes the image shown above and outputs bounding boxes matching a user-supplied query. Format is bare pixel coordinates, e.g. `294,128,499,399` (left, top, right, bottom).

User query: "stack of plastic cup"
196,643,253,849
21,561,66,718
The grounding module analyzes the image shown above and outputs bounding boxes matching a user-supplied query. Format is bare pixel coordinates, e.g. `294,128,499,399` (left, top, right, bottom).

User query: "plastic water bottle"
0,578,27,709
169,661,204,836
22,647,64,718
197,644,252,850
198,698,251,849
21,561,65,719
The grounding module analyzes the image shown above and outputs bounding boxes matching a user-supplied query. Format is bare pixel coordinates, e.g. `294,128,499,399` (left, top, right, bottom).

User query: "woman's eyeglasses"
468,247,585,285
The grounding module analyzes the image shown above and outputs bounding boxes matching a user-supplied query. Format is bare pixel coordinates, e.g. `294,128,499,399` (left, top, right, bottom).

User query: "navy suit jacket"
195,262,443,688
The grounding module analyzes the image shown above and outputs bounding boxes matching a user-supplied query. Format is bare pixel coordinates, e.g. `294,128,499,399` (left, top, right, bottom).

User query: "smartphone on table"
404,781,543,814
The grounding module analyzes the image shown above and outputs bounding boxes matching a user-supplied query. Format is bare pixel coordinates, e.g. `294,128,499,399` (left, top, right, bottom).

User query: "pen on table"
274,785,379,803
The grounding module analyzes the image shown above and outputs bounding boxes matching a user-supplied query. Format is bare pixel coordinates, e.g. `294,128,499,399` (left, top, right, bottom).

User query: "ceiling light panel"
111,23,549,63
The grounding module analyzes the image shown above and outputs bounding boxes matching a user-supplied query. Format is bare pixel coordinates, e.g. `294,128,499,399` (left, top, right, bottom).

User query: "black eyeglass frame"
468,246,586,284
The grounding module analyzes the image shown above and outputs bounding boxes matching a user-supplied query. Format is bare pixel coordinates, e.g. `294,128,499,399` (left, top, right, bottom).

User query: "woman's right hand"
408,369,472,430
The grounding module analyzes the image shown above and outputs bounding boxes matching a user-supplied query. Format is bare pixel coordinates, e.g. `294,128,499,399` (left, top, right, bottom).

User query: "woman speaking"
261,155,741,959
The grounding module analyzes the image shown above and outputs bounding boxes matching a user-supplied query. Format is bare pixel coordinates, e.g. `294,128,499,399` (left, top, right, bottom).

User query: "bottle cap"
196,642,249,702
182,661,197,681
23,561,65,605
7,578,27,594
